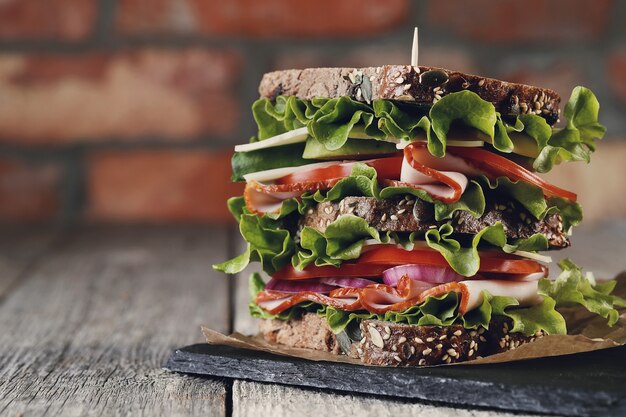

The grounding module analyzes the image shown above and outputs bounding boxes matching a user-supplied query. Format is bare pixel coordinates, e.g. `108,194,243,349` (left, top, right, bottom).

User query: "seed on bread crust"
303,196,570,249
259,65,561,125
260,314,543,367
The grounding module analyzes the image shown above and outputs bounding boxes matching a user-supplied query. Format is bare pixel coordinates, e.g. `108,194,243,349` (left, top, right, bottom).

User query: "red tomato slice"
437,143,578,202
272,245,546,280
275,156,403,185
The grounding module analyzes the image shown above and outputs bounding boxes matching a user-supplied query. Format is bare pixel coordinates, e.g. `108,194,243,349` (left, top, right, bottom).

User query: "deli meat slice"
416,279,541,314
256,276,542,316
256,288,362,314
244,178,341,214
387,143,481,203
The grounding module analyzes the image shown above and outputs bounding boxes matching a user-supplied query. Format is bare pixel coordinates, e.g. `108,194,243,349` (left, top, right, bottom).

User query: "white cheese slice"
512,250,552,264
234,127,309,152
396,140,485,150
461,280,541,313
242,161,340,183
235,127,401,153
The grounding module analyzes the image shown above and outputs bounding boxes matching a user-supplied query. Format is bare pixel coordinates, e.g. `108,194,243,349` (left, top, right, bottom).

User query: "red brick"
87,150,243,223
273,46,477,73
609,50,626,105
0,0,97,41
0,49,240,145
427,0,613,43
116,0,409,37
0,158,62,223
499,61,587,109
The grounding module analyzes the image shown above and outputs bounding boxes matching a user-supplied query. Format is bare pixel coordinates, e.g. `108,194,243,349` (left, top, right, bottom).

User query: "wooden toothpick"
411,27,419,67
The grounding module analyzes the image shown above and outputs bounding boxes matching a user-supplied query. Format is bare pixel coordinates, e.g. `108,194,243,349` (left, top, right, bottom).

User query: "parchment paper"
202,272,626,367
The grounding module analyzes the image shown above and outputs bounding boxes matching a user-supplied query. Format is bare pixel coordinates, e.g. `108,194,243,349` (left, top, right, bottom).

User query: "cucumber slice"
303,137,399,160
231,143,321,182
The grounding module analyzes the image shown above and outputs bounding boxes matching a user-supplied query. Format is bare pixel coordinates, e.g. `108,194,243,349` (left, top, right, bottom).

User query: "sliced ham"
256,276,542,316
243,178,341,214
256,289,362,314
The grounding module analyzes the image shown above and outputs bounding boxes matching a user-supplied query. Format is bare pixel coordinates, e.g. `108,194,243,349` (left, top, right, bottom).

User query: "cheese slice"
242,161,340,183
460,280,541,314
235,127,309,152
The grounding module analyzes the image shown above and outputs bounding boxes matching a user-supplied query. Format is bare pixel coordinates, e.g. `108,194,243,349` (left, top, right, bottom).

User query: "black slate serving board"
166,343,626,416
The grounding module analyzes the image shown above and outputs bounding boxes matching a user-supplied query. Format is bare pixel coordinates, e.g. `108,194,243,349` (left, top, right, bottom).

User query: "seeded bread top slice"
258,65,561,125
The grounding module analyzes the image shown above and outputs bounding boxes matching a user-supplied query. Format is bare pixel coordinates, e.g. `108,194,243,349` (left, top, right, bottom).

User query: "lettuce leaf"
308,97,383,150
296,215,386,270
252,95,311,140
213,199,295,275
372,100,430,141
250,87,604,172
532,87,606,172
424,223,549,276
539,259,626,326
429,90,497,157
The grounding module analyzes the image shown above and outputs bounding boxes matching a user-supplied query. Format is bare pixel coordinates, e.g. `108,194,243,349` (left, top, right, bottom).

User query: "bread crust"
300,196,570,249
259,313,540,367
259,65,560,125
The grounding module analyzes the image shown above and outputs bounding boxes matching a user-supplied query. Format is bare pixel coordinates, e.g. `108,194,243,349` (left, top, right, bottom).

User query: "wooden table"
1,222,624,417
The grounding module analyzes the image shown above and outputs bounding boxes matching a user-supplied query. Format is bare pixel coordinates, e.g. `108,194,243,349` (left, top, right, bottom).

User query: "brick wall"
1,0,625,224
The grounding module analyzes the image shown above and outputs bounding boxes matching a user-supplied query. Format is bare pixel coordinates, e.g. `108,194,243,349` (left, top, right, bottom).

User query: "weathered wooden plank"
232,381,540,417
0,226,229,417
0,227,58,299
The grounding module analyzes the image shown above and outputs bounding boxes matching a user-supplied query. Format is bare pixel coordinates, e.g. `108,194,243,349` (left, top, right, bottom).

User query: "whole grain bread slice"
300,196,569,249
259,65,560,124
259,313,544,367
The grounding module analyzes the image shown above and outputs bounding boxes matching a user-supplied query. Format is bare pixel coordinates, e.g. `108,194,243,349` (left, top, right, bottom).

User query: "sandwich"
215,65,626,366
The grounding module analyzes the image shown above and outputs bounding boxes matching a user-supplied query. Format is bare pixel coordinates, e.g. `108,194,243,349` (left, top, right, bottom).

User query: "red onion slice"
318,277,378,288
382,264,465,286
265,278,336,294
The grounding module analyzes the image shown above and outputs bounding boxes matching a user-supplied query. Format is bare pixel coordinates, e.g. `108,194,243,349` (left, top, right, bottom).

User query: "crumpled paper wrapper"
202,272,626,366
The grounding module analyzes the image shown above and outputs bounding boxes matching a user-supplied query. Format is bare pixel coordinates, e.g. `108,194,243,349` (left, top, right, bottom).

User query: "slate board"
166,343,626,416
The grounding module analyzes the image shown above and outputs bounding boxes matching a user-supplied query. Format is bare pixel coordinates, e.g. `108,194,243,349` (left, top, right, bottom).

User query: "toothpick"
411,27,419,67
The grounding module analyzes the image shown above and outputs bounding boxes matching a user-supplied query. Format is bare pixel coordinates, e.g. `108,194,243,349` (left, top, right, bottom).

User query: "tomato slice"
440,143,578,202
272,245,547,280
275,156,403,185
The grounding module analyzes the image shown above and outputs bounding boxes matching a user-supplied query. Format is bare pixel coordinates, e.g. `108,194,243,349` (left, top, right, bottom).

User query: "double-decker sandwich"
215,64,625,366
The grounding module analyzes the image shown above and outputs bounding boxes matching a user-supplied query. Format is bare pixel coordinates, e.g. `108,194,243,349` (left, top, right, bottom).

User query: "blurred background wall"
0,0,625,225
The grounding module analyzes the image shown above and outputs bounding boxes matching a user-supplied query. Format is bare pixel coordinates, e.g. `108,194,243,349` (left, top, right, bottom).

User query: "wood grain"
0,227,57,299
232,381,536,417
0,226,229,417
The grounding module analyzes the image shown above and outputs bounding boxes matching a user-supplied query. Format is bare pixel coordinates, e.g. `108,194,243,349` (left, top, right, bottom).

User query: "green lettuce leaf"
250,87,604,172
308,97,383,150
423,223,548,276
539,259,626,326
252,95,312,140
295,214,386,270
372,100,430,141
213,200,295,275
533,87,606,172
429,90,497,157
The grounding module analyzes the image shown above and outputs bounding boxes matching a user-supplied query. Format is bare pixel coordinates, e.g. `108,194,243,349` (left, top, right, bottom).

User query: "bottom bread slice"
259,313,545,366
